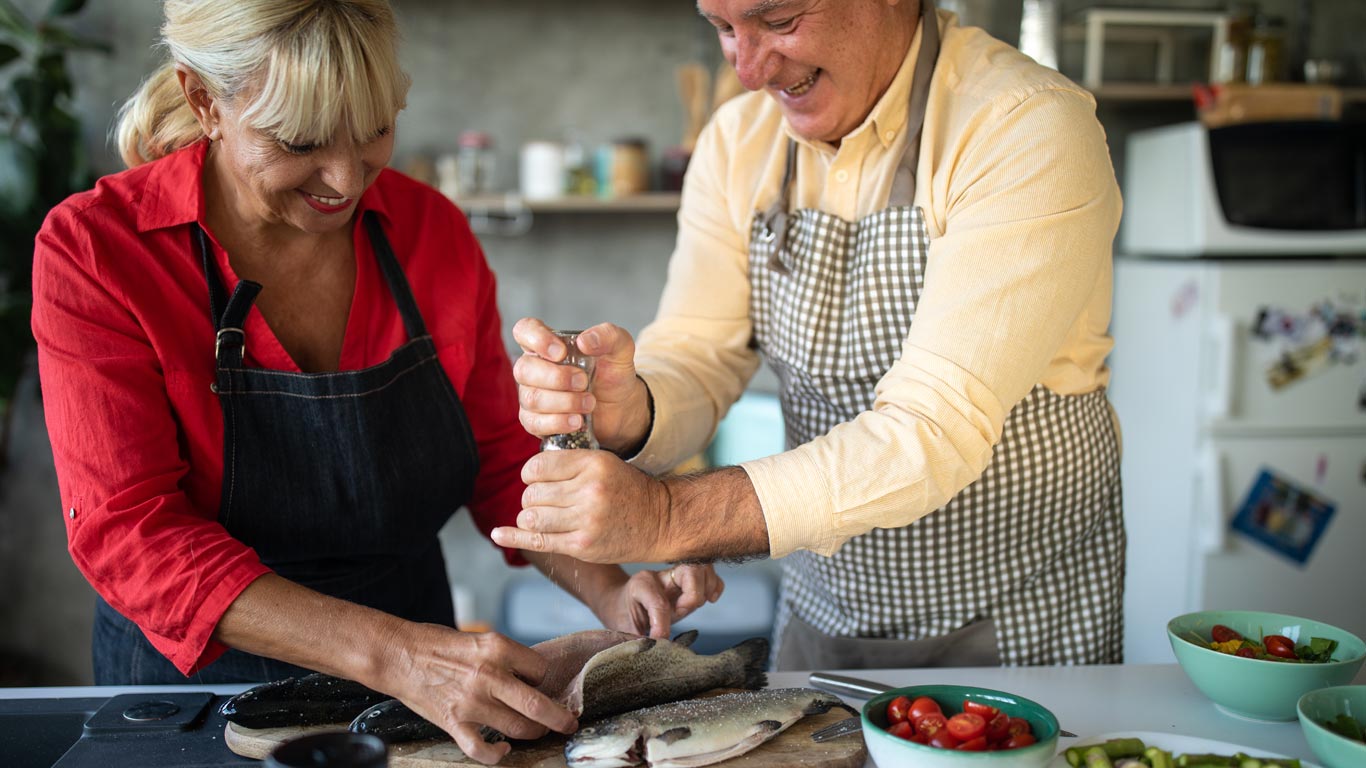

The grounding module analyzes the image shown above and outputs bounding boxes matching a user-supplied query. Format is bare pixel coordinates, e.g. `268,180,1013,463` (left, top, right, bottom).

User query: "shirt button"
885,130,896,142
68,507,76,519
835,169,849,183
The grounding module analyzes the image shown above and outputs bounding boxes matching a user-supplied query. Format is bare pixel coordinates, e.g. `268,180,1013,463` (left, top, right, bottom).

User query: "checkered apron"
752,0,1125,669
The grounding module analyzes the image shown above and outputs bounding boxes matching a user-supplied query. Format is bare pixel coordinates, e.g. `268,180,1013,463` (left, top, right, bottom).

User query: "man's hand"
494,450,671,563
593,565,726,638
512,319,653,454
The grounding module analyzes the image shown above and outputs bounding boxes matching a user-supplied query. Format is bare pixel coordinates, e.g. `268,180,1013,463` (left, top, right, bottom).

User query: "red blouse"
32,140,536,675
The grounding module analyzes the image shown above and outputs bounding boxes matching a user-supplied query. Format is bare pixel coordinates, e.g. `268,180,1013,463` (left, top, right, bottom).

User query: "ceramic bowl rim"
1297,685,1366,762
859,683,1060,762
1166,610,1366,668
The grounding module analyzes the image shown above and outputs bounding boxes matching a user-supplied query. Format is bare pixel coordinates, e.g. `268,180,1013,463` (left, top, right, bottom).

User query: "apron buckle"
215,327,246,362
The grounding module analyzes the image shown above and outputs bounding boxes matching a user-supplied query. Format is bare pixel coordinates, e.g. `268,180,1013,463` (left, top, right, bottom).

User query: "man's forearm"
662,467,770,562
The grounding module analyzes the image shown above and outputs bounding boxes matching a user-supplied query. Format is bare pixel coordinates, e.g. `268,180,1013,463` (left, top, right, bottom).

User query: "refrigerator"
1108,257,1366,664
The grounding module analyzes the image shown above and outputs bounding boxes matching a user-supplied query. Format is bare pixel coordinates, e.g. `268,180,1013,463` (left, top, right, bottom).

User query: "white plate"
1048,731,1321,768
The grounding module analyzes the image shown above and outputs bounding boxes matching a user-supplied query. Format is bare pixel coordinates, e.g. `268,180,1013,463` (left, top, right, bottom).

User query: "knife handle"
807,672,892,699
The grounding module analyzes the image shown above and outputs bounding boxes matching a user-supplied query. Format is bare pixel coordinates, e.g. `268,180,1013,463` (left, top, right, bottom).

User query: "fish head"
564,721,643,767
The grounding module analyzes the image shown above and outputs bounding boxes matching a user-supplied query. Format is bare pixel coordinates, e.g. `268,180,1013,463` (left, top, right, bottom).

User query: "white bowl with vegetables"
1167,610,1366,721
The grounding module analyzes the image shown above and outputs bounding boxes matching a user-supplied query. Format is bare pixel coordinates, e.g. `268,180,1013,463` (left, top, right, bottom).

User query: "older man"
494,0,1124,670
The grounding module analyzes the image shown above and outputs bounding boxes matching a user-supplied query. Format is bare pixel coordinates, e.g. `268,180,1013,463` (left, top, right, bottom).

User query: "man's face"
698,0,915,144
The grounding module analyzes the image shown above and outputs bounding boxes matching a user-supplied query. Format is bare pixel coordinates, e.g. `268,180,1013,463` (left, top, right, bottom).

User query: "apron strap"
760,0,942,270
889,0,941,208
194,223,261,369
363,210,430,341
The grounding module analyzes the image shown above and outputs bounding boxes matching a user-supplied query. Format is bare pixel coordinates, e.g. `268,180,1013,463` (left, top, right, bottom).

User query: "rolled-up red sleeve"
33,200,270,676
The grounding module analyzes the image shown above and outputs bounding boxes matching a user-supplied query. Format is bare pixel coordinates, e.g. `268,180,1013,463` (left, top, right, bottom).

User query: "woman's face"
200,85,395,235
699,0,915,145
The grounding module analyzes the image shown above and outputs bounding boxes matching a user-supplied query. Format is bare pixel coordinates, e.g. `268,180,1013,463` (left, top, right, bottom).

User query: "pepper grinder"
541,330,598,451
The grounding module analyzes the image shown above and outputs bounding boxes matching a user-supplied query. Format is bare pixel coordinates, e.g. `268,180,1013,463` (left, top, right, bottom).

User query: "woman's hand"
592,564,726,638
376,622,577,765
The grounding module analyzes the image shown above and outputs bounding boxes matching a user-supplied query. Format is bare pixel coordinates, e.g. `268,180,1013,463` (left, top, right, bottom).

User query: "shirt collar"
780,9,936,153
135,138,394,233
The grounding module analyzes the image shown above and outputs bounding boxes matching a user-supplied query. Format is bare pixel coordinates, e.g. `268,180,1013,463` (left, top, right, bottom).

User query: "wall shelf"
453,192,680,214
1088,84,1366,104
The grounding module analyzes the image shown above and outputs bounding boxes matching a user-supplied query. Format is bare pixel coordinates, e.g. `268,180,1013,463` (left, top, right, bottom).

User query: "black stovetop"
0,691,258,767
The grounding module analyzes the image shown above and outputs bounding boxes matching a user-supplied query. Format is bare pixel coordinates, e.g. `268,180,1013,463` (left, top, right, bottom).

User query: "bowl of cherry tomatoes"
1167,609,1366,722
860,684,1059,768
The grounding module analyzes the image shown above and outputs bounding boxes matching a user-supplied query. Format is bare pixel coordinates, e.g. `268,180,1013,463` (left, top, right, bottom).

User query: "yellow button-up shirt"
632,11,1122,558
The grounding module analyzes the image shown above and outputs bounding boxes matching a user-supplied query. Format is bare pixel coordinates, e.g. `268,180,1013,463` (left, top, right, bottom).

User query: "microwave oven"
1120,120,1366,256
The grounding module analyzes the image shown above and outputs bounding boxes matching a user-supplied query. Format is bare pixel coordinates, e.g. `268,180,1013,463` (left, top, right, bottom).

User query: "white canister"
519,141,565,201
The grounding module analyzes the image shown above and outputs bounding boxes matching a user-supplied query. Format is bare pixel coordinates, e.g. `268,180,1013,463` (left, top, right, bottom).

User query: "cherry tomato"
928,731,961,750
887,720,914,740
886,695,912,725
1236,645,1258,658
956,736,988,751
1264,634,1297,659
909,732,929,745
962,699,1001,719
1006,716,1034,737
1211,624,1243,643
1003,732,1038,749
916,712,948,737
985,711,1010,743
908,696,943,725
946,712,986,742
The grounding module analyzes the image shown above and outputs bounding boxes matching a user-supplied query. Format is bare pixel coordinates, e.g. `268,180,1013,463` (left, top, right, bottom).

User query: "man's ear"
175,65,221,141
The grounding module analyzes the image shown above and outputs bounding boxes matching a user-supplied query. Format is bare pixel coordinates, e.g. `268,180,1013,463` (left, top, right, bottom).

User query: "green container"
1298,686,1366,768
1167,610,1366,721
861,684,1059,768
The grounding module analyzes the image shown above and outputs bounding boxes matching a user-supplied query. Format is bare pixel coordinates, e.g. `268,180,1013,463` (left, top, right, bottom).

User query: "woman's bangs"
241,15,407,145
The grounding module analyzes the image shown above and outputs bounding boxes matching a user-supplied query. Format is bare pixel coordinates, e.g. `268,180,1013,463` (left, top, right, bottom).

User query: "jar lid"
458,130,493,149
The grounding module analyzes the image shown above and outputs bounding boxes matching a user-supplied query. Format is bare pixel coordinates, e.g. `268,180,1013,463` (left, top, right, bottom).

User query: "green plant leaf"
0,42,19,69
0,135,37,220
0,0,33,36
44,0,86,20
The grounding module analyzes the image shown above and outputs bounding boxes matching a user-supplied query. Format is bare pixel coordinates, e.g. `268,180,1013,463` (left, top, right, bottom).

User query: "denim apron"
94,211,479,684
751,0,1125,670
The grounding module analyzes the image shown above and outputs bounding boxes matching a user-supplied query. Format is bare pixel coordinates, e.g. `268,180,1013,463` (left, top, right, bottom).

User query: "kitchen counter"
4,663,1362,766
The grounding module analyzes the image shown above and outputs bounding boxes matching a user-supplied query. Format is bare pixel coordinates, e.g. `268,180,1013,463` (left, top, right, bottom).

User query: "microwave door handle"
1206,315,1237,422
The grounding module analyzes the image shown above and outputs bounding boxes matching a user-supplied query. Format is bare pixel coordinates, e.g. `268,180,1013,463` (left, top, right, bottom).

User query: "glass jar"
1216,2,1257,83
455,130,495,197
1246,14,1286,85
541,330,598,451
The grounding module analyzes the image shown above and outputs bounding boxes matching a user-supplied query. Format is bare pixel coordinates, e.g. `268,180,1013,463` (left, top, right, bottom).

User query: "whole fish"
564,688,855,768
349,629,769,744
561,629,769,722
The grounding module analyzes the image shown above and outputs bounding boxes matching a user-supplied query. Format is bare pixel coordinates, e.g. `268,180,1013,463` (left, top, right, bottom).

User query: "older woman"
32,1,720,762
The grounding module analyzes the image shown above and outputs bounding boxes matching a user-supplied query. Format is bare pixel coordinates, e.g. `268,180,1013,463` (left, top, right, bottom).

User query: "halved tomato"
946,712,986,742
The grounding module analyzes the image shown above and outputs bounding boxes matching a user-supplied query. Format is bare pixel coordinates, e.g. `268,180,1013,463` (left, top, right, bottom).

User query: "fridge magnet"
1231,468,1336,566
1253,303,1363,392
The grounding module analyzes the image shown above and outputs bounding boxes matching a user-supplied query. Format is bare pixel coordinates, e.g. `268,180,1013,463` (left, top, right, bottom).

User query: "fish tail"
731,637,770,690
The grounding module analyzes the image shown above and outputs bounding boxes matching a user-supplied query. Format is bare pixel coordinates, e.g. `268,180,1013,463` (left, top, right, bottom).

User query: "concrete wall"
2,0,1363,685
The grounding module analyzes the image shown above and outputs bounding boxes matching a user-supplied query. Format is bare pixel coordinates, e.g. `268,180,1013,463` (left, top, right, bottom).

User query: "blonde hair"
115,0,410,167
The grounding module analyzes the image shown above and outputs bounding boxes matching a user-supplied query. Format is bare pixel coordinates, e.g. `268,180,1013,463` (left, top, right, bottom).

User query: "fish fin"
730,637,770,690
757,719,782,732
671,630,699,648
657,726,691,745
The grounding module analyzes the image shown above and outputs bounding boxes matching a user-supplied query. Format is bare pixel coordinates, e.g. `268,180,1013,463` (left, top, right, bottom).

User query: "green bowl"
1167,610,1366,721
1298,686,1366,768
860,684,1059,768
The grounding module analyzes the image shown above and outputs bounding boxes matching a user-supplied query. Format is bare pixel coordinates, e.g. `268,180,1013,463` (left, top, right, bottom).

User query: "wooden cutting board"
224,696,866,768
